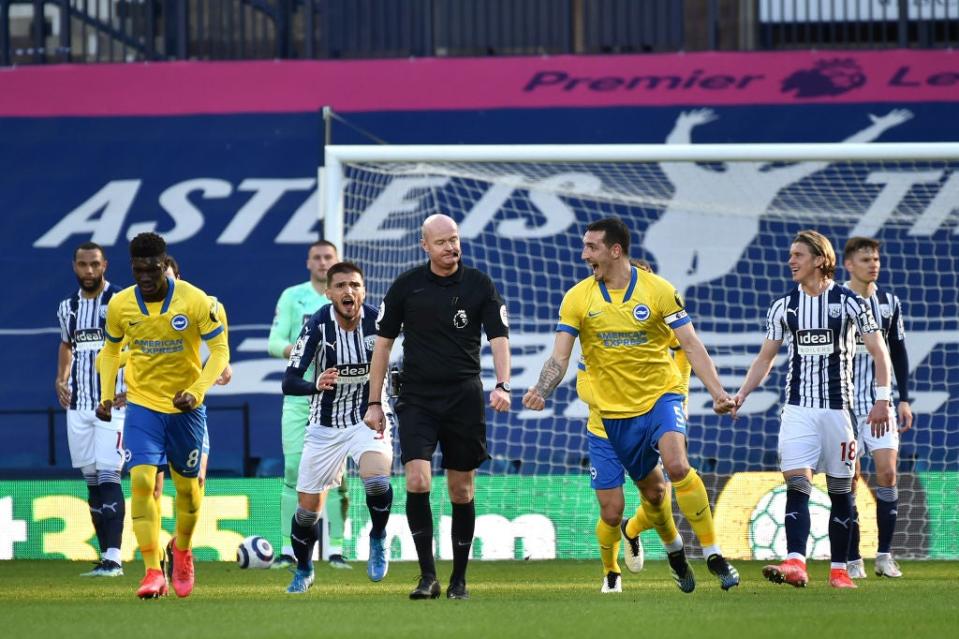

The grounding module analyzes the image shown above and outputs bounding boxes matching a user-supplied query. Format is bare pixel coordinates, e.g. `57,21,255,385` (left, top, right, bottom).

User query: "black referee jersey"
377,261,509,389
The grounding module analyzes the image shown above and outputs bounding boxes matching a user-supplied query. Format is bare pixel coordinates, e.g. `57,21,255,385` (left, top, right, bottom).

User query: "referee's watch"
495,381,511,393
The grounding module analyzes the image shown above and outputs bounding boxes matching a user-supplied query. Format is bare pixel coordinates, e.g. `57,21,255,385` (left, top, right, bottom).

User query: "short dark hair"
310,240,338,255
843,236,881,261
73,241,104,261
586,217,630,255
630,258,653,273
326,261,364,283
129,232,167,259
165,255,181,278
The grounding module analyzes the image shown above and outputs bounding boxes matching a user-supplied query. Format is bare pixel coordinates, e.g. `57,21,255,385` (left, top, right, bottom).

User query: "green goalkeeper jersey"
269,281,329,405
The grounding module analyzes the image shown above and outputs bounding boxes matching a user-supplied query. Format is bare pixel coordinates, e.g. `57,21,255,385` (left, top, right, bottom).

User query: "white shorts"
296,421,392,494
856,414,900,457
66,409,125,471
778,404,856,478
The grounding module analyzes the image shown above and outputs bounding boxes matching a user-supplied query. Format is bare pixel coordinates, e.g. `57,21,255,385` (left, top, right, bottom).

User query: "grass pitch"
0,560,955,639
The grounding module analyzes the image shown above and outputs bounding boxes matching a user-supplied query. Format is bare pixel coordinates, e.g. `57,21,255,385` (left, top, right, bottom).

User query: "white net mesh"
330,149,959,561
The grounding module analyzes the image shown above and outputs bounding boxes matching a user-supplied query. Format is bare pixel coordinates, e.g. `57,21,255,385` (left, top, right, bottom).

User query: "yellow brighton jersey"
100,278,229,413
558,266,690,419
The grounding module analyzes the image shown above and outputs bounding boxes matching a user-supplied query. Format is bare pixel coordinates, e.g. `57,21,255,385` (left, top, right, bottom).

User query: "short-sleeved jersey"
765,281,880,410
285,303,385,428
377,261,509,388
104,278,226,413
57,282,125,410
844,283,905,416
559,266,690,419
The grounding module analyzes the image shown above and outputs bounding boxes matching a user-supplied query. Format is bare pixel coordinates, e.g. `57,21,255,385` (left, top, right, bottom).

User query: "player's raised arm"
523,331,575,411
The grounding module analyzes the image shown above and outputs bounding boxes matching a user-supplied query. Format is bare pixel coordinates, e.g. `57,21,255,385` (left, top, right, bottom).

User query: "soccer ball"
749,484,832,560
237,535,275,569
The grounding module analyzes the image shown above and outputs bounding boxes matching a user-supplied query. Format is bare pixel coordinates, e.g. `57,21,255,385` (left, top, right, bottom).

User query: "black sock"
784,488,811,557
876,487,899,554
366,485,393,538
98,480,125,554
828,492,853,564
85,481,106,554
450,500,475,584
291,509,318,572
848,503,862,561
405,491,435,578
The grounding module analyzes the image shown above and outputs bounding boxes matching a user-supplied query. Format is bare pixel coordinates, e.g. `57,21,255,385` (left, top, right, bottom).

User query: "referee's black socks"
450,500,475,585
406,491,436,578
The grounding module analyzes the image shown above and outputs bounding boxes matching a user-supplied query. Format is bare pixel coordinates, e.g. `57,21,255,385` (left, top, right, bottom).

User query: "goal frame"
321,142,959,247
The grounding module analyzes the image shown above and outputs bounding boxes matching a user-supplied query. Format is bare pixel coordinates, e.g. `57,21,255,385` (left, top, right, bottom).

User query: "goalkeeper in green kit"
269,240,352,569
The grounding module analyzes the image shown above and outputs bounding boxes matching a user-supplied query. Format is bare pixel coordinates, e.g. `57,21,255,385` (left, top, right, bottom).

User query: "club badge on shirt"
453,309,468,329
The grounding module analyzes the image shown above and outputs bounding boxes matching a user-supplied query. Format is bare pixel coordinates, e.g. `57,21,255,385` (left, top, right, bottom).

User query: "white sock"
102,548,122,564
663,534,684,553
702,544,721,558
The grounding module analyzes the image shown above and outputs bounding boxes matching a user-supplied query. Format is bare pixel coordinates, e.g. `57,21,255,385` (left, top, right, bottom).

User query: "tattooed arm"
522,332,576,411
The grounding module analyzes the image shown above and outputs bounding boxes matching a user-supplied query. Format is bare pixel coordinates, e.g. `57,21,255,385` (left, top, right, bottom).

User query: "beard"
76,274,103,293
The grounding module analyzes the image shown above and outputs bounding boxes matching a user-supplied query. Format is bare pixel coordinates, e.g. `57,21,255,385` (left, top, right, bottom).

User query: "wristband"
367,401,382,406
875,386,891,402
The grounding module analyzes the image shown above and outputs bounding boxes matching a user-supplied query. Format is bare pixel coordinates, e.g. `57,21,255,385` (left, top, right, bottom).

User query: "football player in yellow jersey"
580,258,694,593
96,232,229,600
524,217,739,593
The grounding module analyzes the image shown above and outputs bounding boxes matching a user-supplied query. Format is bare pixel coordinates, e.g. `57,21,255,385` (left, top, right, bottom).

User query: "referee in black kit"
364,213,512,601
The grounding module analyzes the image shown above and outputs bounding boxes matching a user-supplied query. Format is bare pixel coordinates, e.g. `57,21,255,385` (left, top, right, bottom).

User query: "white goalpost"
320,142,959,562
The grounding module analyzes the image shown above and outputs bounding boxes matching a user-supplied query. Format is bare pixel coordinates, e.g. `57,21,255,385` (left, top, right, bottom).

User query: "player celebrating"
733,230,892,589
281,262,394,593
580,258,692,593
96,232,229,599
841,237,914,579
56,242,126,577
268,240,351,569
524,217,740,593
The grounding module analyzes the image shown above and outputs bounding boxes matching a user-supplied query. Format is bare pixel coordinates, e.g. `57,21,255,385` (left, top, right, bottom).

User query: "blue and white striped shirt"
844,283,906,417
284,303,386,428
765,282,879,410
57,282,126,411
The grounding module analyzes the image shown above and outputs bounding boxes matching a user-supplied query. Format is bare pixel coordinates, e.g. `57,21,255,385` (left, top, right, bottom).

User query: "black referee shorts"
395,377,489,471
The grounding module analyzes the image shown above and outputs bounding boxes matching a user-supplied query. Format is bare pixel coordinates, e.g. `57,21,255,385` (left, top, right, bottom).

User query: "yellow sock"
625,502,654,538
170,468,202,551
595,519,622,574
130,465,160,571
639,494,680,547
152,491,163,566
673,468,716,547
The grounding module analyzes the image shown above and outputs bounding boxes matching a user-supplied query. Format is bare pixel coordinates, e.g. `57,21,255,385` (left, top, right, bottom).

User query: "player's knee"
362,475,391,496
358,452,391,479
297,492,321,512
640,484,666,505
449,484,474,504
825,475,852,495
130,465,156,498
600,504,623,526
662,460,689,482
876,468,896,487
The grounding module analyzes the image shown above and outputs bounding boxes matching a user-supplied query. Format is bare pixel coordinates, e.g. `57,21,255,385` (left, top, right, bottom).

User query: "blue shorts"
602,393,687,482
125,402,207,477
587,432,626,490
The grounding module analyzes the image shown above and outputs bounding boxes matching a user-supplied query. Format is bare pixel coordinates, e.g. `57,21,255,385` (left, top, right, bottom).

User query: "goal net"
321,143,959,563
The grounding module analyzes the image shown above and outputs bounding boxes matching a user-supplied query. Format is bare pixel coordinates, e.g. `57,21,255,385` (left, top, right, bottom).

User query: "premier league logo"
453,309,469,329
781,58,866,98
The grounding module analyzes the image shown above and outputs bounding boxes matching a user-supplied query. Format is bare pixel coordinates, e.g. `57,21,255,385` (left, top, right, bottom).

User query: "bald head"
421,214,458,241
420,214,462,276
